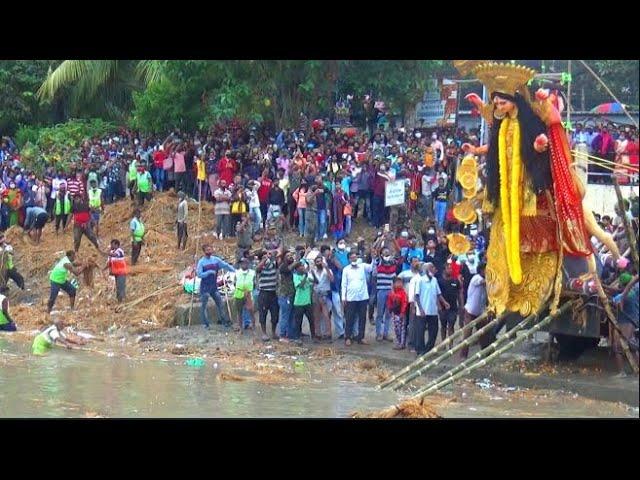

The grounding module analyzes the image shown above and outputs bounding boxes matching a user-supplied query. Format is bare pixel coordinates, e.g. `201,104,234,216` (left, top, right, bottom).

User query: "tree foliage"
0,60,55,133
16,118,116,175
1,60,636,138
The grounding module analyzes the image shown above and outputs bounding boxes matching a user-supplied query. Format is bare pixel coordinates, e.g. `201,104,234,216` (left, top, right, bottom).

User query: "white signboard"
385,180,406,207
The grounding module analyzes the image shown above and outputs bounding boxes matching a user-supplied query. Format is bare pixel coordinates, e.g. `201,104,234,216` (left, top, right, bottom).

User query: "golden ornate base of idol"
451,154,560,317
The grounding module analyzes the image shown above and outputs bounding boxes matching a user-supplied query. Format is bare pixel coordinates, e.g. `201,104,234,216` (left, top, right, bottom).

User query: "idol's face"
493,96,515,116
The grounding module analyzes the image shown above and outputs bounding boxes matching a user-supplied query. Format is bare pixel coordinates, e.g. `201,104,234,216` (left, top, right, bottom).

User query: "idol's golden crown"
472,62,537,96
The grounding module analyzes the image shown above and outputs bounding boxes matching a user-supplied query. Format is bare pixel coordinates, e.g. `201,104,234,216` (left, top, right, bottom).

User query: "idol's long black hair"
485,92,552,205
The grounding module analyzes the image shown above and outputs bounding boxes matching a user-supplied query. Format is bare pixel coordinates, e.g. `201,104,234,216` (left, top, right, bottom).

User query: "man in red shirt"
257,169,273,228
72,194,101,253
218,151,237,185
152,147,167,191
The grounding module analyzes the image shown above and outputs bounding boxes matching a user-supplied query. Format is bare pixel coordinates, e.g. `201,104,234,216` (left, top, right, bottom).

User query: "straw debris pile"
6,192,230,332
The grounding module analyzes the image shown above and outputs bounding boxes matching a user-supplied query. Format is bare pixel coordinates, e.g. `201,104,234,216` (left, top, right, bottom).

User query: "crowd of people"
569,122,639,185
0,117,637,365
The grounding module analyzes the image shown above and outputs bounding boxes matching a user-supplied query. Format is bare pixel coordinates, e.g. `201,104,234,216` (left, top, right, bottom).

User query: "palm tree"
37,60,165,119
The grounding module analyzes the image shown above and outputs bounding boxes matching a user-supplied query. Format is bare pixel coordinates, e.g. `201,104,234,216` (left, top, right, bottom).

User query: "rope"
571,150,640,172
580,158,637,176
578,60,639,129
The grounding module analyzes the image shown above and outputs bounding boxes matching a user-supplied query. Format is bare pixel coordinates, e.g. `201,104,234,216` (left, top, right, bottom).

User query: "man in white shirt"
398,256,422,351
341,251,373,346
421,168,434,217
414,263,449,355
461,264,487,359
246,181,262,234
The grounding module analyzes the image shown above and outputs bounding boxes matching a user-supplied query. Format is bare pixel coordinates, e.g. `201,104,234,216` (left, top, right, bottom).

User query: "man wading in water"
32,318,85,355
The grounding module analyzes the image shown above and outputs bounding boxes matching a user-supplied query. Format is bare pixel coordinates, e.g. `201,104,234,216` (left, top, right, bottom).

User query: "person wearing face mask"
414,262,449,355
401,237,423,272
373,247,398,342
341,251,373,346
437,260,464,345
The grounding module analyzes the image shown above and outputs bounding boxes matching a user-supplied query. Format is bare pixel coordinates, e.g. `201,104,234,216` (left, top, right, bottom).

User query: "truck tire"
554,334,600,361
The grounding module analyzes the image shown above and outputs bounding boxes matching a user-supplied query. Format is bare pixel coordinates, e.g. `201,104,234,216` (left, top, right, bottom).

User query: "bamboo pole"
390,311,521,391
408,309,540,395
378,311,490,390
115,283,179,312
188,181,203,327
590,270,639,374
413,300,579,398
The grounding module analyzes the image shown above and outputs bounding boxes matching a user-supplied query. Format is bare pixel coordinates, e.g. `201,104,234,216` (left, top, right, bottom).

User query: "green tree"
36,60,165,121
0,60,56,133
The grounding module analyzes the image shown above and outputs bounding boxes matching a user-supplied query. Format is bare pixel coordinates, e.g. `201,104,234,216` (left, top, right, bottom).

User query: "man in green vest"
0,291,17,331
136,164,153,206
87,180,104,238
127,157,138,202
54,184,72,235
130,209,145,265
32,318,85,355
47,250,83,314
233,257,256,333
0,233,25,293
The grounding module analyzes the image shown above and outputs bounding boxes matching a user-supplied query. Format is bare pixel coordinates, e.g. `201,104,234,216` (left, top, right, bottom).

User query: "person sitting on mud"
32,318,85,355
47,250,84,314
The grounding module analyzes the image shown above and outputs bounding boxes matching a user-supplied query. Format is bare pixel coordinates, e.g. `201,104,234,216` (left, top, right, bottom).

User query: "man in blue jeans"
433,177,450,230
277,250,296,339
196,243,235,328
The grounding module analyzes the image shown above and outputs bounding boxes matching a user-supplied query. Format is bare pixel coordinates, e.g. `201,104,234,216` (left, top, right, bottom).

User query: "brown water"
0,338,399,418
1,338,637,418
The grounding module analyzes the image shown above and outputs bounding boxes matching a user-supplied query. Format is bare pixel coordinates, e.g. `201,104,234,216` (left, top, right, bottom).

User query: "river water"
1,338,636,418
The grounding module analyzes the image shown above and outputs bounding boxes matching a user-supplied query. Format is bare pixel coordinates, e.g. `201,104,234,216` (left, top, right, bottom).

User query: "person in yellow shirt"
196,154,207,200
